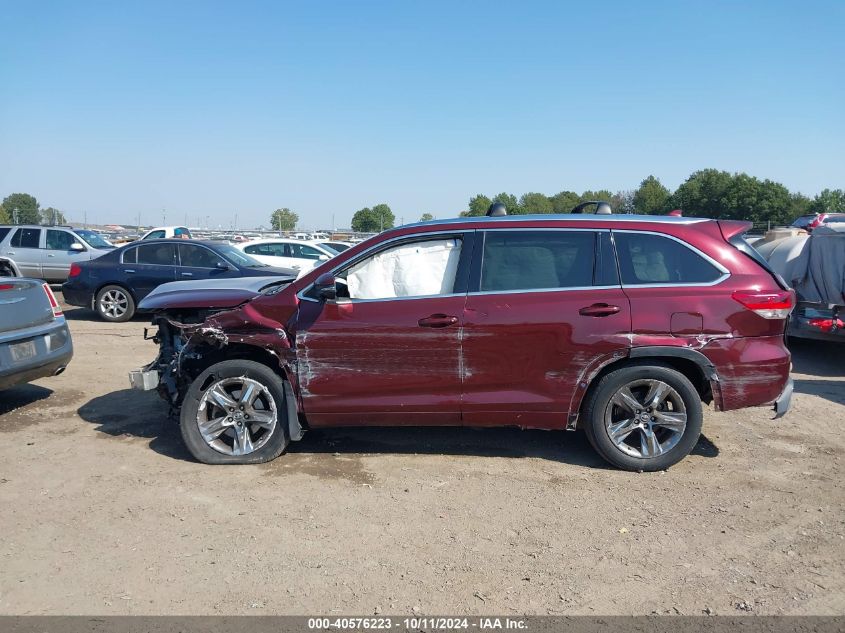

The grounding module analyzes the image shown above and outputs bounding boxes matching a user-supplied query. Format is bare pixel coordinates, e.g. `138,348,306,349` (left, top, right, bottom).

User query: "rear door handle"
579,303,621,317
181,272,193,277
418,314,459,328
123,269,135,274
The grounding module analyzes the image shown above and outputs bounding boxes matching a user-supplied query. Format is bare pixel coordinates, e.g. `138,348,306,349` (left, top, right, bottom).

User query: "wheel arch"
569,346,720,430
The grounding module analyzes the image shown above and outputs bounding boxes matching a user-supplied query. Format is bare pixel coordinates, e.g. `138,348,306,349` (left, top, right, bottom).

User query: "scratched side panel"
461,288,632,428
292,297,465,423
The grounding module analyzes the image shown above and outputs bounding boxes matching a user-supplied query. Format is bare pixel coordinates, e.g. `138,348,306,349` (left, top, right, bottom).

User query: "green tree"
519,192,553,214
40,207,66,225
670,169,733,218
420,212,434,222
466,194,492,217
787,192,812,220
580,190,614,203
0,204,9,224
550,190,580,214
2,193,40,224
270,208,298,231
633,176,670,214
809,188,845,214
351,203,395,232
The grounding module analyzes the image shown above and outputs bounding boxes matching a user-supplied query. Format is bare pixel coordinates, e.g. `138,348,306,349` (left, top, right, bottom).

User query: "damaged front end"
129,277,299,416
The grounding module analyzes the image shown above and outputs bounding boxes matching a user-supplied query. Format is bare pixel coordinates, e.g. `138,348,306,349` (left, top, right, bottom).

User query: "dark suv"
131,214,794,471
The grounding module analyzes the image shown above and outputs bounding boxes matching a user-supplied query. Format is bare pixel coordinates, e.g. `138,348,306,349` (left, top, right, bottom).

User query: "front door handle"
123,269,135,274
579,303,621,317
181,272,193,277
418,314,459,328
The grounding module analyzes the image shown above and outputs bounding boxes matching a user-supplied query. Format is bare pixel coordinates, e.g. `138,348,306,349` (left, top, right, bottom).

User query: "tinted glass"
614,232,722,285
823,216,845,224
46,229,76,250
481,231,595,292
290,243,326,260
144,230,166,240
596,232,620,286
138,243,176,265
179,244,223,268
11,228,40,248
245,242,285,257
0,228,10,242
122,246,137,264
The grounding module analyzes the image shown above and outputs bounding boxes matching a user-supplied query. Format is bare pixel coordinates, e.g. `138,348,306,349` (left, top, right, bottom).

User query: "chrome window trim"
402,213,709,230
297,229,472,304
611,229,730,287
468,285,620,297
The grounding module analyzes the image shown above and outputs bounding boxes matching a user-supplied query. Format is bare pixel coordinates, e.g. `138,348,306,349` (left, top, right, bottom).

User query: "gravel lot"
0,294,843,615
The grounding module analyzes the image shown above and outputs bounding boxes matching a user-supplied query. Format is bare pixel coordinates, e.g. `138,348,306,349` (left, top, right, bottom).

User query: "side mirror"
215,261,231,271
314,272,336,301
318,254,329,261
70,242,85,252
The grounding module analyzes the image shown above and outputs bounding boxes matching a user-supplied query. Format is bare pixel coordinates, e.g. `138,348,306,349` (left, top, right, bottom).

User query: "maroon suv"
133,214,794,471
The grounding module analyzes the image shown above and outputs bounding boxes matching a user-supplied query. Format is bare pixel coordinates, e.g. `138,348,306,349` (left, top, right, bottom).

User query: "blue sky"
1,0,843,229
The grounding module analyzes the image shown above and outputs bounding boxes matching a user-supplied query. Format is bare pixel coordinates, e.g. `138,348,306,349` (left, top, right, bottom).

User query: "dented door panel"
461,288,632,428
292,296,466,424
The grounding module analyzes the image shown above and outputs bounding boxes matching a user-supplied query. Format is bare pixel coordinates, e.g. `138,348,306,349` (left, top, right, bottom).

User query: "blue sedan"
61,239,295,321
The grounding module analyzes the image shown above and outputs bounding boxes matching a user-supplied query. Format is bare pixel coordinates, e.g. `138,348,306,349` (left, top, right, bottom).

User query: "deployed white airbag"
347,239,461,299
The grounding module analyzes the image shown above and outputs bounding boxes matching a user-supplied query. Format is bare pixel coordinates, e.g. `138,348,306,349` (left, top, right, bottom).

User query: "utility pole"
162,208,166,225
137,212,141,231
12,207,18,224
84,211,87,228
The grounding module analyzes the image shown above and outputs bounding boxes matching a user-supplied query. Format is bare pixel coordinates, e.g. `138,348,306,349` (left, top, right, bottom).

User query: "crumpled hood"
138,276,295,312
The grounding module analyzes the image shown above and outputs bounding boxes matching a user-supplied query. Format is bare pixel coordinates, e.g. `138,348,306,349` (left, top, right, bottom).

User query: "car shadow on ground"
77,388,719,468
0,384,53,416
788,339,845,405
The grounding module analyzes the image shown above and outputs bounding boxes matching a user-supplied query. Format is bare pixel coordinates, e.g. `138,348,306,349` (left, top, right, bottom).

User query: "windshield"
214,243,268,267
75,230,114,249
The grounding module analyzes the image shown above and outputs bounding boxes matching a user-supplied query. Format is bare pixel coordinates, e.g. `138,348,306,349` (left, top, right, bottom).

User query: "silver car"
0,278,73,390
0,225,116,282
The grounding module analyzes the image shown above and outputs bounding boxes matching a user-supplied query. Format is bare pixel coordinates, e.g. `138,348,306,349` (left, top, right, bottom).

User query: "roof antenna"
486,202,507,217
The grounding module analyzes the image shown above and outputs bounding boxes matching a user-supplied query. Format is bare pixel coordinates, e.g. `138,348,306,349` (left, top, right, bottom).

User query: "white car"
140,226,192,240
236,238,336,277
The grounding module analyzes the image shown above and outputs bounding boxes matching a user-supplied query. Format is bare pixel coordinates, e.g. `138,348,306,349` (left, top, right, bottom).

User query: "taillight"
808,317,844,332
731,290,794,319
68,263,82,278
41,283,63,318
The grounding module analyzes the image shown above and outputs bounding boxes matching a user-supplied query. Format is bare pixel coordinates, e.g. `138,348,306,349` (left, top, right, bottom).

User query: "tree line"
0,193,67,226
462,170,844,225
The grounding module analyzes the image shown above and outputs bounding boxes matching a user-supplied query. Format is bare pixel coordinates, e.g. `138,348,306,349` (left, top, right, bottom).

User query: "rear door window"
480,230,596,292
613,232,723,285
122,247,138,264
289,243,326,260
11,228,41,248
137,243,177,265
178,244,223,268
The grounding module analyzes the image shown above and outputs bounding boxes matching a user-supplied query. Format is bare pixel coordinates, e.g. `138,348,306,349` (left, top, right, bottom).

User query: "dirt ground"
0,294,843,616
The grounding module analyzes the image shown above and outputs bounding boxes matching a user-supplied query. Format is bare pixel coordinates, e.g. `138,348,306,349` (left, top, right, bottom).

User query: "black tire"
180,360,290,465
95,284,135,322
582,362,703,471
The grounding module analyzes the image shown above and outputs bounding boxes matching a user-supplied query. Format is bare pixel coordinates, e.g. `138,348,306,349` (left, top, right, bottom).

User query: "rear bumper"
773,378,793,419
60,283,92,308
0,320,74,390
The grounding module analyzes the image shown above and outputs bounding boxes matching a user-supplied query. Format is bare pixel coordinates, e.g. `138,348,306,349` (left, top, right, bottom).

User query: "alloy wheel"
603,378,687,458
196,376,278,456
100,289,129,319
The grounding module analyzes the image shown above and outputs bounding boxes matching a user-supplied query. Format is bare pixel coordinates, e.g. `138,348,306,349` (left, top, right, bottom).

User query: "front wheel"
180,360,290,464
582,362,703,471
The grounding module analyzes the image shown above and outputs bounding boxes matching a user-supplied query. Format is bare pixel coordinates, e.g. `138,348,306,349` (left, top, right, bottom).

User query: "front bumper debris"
129,368,159,391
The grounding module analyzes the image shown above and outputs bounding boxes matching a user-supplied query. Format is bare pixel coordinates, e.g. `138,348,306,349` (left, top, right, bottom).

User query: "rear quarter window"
613,232,723,285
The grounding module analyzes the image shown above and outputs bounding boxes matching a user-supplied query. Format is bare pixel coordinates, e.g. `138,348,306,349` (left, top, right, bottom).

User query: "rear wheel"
583,362,703,471
180,360,289,464
95,284,135,322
